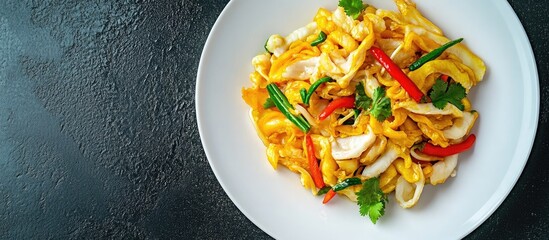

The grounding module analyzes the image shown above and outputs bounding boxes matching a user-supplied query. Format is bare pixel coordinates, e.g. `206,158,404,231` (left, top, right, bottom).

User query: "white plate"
196,0,539,239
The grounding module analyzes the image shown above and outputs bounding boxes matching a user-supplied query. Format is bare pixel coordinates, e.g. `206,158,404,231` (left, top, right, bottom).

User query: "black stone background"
0,0,547,239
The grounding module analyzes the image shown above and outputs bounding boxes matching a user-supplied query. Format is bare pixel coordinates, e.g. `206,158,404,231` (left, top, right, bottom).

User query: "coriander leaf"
368,202,385,224
338,0,366,19
355,82,372,110
429,78,448,107
445,82,466,110
356,177,387,224
353,108,360,119
370,87,392,122
429,78,466,110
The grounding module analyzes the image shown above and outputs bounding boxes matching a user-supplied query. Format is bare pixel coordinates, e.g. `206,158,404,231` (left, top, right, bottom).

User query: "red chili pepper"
440,74,449,82
421,134,476,157
306,134,325,189
318,96,355,120
322,189,337,204
369,46,424,102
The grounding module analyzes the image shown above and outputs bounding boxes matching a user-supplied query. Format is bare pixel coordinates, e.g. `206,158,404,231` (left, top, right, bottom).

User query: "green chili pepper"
269,83,293,110
333,177,362,191
311,31,327,46
266,83,311,132
409,38,463,71
317,186,332,196
303,77,333,105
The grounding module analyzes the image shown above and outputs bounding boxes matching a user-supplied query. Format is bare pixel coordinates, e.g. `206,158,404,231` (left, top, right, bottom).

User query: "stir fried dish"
241,0,485,223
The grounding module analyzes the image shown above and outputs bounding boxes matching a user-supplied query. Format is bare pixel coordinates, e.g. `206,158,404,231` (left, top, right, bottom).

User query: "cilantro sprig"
338,0,366,19
355,82,392,122
429,78,466,110
370,87,392,121
355,82,372,110
356,177,387,224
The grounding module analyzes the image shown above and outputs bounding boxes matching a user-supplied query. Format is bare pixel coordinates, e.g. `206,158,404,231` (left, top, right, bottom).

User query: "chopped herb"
370,87,392,122
355,82,373,110
429,78,466,110
353,108,360,119
355,83,391,122
338,0,366,19
356,177,387,224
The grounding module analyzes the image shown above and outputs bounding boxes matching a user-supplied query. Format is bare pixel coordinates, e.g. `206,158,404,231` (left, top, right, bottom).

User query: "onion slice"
395,164,425,208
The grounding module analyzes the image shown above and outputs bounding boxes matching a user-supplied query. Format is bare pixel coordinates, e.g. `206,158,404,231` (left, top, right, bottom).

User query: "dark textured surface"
0,0,546,239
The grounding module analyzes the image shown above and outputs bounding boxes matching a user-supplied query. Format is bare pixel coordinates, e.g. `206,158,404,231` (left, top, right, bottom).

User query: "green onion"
409,38,463,71
311,31,327,46
266,83,311,132
317,186,332,196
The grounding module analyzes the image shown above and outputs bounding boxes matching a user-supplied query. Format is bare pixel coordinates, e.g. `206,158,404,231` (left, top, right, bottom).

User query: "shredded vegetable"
241,0,485,223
